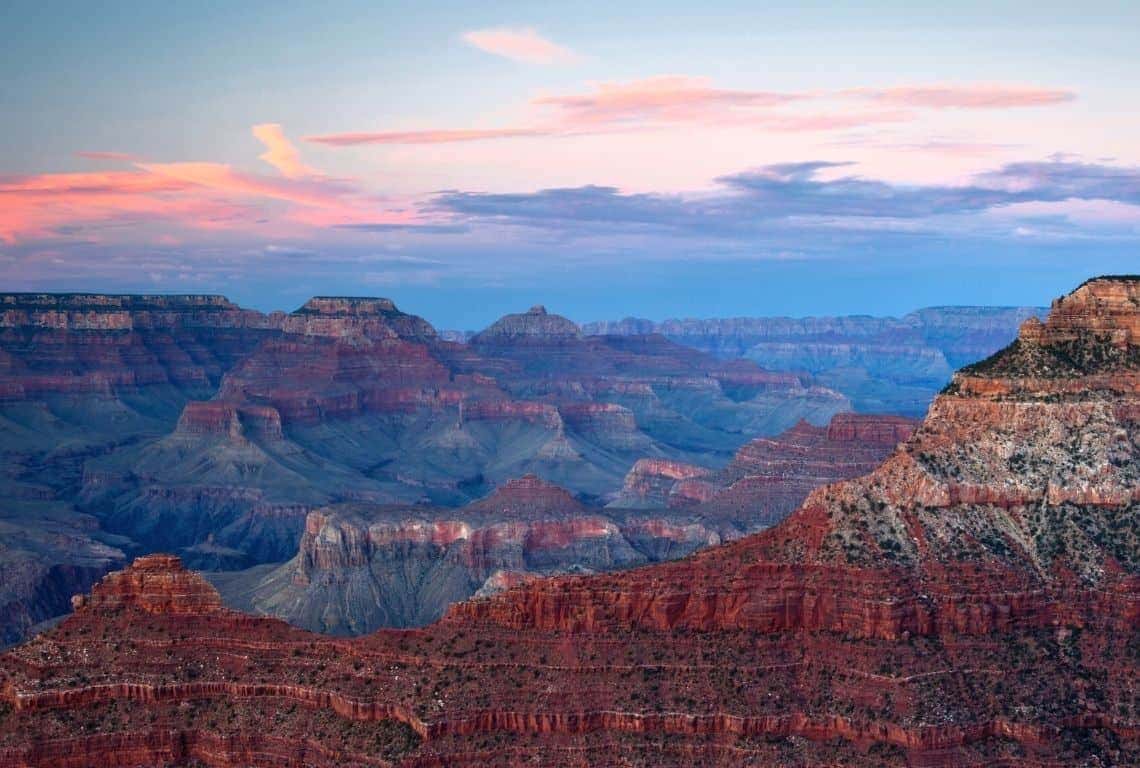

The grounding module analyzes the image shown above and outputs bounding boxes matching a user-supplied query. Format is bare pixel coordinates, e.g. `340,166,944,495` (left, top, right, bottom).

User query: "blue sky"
2,1,1138,327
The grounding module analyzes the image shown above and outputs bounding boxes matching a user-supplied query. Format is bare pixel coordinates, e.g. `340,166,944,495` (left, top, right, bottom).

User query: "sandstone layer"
608,412,918,522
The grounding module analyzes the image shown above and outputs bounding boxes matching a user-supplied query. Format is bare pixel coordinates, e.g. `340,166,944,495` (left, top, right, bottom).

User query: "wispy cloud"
306,128,549,146
462,27,577,64
846,84,1075,109
307,76,1075,149
534,76,800,125
252,123,315,178
305,76,910,147
75,151,136,162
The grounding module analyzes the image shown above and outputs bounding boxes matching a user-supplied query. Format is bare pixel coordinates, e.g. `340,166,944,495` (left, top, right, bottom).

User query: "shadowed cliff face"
210,471,734,633
1,277,1138,767
0,293,848,646
213,412,917,636
213,475,728,635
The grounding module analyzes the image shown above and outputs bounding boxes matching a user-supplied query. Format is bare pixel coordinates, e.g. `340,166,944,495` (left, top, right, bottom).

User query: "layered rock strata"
0,277,1137,766
1,292,849,643
609,412,918,527
216,476,726,634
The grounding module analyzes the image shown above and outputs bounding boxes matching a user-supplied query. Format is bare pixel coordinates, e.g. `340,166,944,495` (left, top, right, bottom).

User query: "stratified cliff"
0,276,1136,767
608,412,918,523
217,475,725,635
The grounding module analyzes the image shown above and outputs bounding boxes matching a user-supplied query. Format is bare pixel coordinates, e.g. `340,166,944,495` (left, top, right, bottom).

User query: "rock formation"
470,304,583,341
609,458,714,509
584,305,1046,414
213,475,727,635
0,276,1136,766
71,554,223,615
0,293,847,644
609,413,918,528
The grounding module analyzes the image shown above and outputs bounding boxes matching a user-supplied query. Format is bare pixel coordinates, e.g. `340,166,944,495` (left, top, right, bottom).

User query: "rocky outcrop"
282,295,439,342
464,475,585,518
610,412,917,527
174,401,284,441
70,555,222,615
608,459,713,509
217,476,725,635
470,305,582,342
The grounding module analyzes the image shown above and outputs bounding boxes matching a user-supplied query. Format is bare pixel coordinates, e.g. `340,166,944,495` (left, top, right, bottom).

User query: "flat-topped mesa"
174,401,284,441
294,296,400,316
470,305,583,342
71,554,223,615
0,292,270,331
0,293,239,313
283,296,438,341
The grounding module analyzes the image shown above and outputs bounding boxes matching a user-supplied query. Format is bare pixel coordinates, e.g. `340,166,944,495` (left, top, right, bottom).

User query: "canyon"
0,275,1136,766
211,412,912,637
2,293,859,645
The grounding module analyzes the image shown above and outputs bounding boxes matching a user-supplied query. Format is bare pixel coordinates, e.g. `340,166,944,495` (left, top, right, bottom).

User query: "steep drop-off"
1,276,1137,766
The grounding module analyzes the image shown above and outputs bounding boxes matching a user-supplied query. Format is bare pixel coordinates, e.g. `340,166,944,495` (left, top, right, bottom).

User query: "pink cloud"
847,84,1075,109
305,77,819,147
129,162,417,229
0,170,229,243
304,77,1078,150
535,76,801,126
0,141,425,244
462,27,577,64
252,123,316,178
75,151,136,162
306,127,550,146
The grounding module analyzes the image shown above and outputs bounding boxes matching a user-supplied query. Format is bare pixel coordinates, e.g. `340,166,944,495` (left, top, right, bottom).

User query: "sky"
2,0,1139,329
